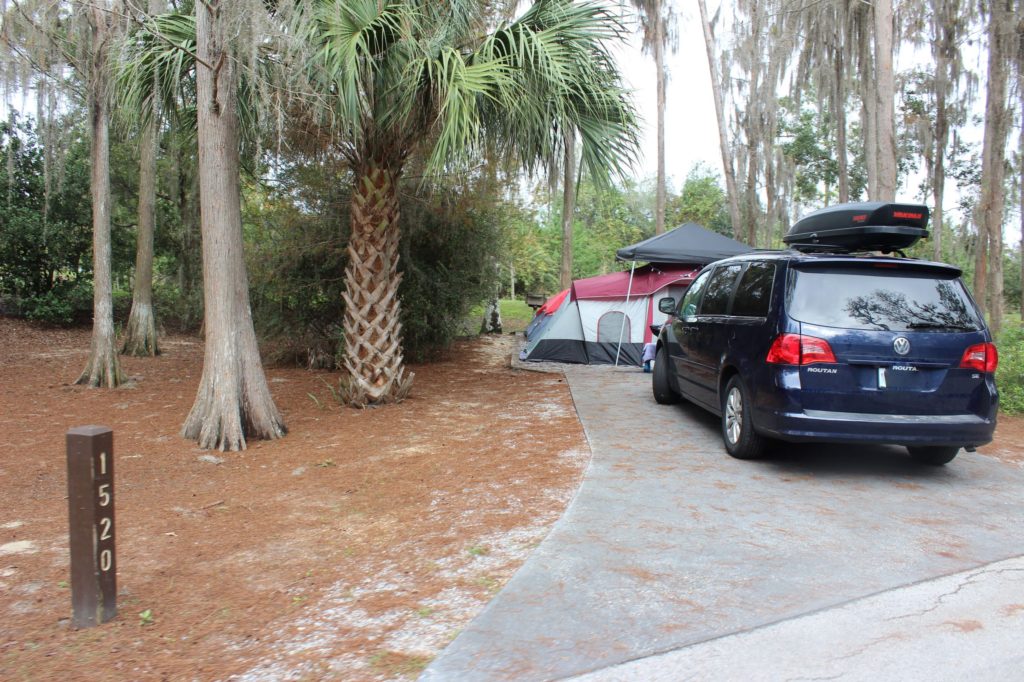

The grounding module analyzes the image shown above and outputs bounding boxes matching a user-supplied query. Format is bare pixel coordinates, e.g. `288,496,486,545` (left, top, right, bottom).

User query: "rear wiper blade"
907,322,976,331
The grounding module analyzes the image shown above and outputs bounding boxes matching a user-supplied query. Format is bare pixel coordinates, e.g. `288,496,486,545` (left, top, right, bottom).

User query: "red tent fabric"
537,288,569,315
571,265,698,300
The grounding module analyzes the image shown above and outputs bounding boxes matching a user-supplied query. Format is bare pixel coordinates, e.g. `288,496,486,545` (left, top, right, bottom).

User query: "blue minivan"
652,202,998,465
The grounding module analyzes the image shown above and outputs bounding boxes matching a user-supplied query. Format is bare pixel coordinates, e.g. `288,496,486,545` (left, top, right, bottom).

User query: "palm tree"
297,0,639,406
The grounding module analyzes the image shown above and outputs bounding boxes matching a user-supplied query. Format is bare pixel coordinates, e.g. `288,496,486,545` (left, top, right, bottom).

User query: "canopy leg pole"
614,261,637,367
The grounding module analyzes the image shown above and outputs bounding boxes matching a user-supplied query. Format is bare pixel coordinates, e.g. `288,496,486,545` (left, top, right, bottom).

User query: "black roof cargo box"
784,202,929,253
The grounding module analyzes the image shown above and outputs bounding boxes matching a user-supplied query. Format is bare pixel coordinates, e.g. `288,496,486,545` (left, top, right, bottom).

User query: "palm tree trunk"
339,159,414,407
77,1,124,388
182,0,286,450
122,0,162,356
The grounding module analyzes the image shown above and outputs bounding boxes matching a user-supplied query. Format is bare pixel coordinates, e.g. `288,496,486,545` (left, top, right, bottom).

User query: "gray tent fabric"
615,222,753,264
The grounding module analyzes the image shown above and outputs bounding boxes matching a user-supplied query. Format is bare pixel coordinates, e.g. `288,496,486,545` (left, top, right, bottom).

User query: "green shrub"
23,290,76,326
244,168,500,367
996,323,1024,415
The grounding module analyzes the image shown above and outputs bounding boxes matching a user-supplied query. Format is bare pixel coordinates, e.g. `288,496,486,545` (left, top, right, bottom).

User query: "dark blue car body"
654,250,998,463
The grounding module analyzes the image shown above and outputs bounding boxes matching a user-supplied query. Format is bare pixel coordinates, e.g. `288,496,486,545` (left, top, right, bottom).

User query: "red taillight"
959,342,998,373
766,333,837,365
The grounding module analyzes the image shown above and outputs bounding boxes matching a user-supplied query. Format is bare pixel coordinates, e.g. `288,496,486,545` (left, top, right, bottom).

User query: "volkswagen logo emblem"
893,337,911,355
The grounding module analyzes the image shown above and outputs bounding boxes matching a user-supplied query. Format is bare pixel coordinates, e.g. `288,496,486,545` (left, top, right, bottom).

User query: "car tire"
722,375,766,460
907,446,959,466
652,345,680,405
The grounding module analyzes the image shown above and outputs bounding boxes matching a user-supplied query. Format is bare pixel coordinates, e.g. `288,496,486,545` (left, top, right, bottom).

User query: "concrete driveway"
421,365,1024,681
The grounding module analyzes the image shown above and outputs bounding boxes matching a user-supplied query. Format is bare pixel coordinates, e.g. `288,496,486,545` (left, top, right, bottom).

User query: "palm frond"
114,11,197,134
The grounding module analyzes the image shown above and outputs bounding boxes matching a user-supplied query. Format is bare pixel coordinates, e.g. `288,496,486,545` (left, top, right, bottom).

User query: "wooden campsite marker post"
66,426,117,628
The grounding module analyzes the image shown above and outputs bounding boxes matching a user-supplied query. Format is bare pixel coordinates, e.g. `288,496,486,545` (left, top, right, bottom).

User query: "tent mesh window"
597,311,630,343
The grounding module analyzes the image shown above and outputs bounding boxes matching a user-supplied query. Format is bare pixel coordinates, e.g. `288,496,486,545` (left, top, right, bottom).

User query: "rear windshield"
787,266,984,332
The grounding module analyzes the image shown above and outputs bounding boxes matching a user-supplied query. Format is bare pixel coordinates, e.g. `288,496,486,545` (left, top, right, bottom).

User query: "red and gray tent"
521,223,751,366
522,265,699,365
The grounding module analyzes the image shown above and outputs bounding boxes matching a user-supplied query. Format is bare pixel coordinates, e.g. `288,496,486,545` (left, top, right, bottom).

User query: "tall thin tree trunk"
339,159,414,406
123,0,163,356
77,1,124,388
182,0,286,450
698,0,742,238
874,0,897,200
834,49,849,203
932,37,950,262
1019,89,1024,322
560,132,576,290
859,17,879,199
976,0,1012,335
654,8,666,235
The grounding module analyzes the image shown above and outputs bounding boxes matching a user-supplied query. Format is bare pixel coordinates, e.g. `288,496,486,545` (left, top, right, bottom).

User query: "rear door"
786,262,990,416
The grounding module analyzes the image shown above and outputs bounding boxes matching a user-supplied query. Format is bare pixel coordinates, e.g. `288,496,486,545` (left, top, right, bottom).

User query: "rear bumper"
756,408,996,447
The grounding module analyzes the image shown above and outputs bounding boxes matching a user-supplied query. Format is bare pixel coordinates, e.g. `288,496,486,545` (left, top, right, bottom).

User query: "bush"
996,323,1024,415
244,168,500,367
23,290,76,326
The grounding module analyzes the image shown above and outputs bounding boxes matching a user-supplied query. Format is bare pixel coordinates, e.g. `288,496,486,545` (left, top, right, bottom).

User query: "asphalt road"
421,365,1024,681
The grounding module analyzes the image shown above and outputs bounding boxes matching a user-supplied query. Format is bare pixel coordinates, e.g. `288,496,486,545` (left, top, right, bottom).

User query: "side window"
678,270,712,319
731,262,777,317
597,311,629,343
699,264,743,315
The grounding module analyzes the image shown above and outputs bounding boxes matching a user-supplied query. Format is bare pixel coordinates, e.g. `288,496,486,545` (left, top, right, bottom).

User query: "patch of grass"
368,650,432,677
473,575,500,595
996,321,1024,414
499,299,536,332
415,605,435,618
465,298,537,335
466,544,489,557
138,609,154,627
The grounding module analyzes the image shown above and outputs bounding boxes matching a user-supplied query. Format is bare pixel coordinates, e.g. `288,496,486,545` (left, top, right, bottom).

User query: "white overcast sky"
613,7,724,191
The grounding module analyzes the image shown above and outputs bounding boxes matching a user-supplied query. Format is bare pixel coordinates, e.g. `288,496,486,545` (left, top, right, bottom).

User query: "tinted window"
731,262,776,317
788,267,984,331
699,264,743,315
678,270,712,318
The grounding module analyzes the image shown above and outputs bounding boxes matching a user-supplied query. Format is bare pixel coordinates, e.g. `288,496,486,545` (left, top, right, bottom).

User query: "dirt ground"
0,318,590,681
2,319,1022,681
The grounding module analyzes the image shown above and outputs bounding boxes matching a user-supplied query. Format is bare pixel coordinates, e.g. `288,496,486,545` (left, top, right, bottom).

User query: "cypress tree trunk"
873,0,897,201
182,0,286,450
122,102,159,355
976,0,1012,334
698,0,742,238
654,7,666,236
339,159,414,407
122,0,162,356
77,1,124,388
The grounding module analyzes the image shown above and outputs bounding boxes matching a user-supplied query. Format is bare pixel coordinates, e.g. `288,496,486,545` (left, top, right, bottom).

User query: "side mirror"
658,297,676,314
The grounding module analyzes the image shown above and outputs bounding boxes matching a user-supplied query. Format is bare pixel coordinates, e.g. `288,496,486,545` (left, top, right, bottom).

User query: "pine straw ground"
2,318,1022,681
0,317,589,681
